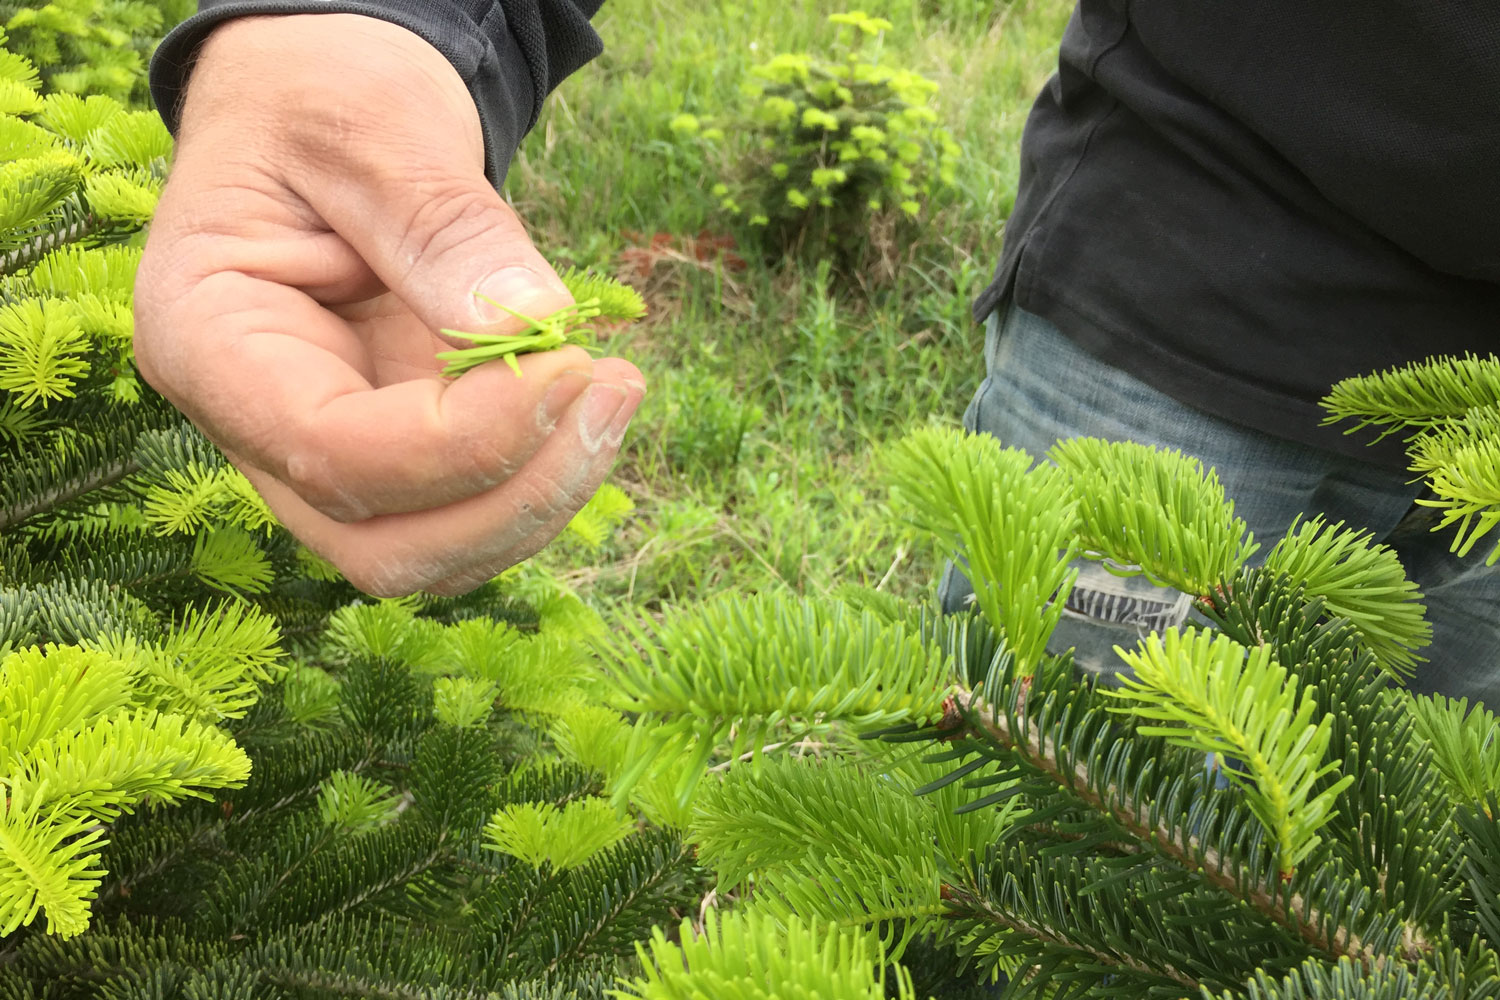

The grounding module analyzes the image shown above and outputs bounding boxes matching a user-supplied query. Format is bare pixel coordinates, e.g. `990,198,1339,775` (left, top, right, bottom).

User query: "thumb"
318,162,575,347
277,18,574,344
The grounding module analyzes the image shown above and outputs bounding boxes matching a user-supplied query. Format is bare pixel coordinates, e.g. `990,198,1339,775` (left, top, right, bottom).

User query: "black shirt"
151,0,1500,466
149,0,603,189
975,0,1500,465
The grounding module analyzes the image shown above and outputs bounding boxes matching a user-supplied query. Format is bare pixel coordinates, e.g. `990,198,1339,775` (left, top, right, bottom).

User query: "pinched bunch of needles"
437,268,648,377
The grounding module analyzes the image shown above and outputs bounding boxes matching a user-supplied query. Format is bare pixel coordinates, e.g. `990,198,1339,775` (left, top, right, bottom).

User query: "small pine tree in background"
670,10,961,283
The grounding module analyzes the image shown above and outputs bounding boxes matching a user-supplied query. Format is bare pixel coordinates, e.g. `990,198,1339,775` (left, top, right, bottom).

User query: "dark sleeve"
148,0,604,186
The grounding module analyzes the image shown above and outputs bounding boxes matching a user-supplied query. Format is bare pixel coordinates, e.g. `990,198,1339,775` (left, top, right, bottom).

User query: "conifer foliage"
0,593,706,999
1323,354,1500,565
0,0,291,945
600,418,1500,999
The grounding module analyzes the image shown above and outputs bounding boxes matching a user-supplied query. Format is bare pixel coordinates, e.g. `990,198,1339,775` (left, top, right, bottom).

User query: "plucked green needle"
436,272,646,377
437,295,601,377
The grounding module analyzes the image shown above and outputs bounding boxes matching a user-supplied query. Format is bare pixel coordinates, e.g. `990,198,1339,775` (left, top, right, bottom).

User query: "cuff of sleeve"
148,0,536,187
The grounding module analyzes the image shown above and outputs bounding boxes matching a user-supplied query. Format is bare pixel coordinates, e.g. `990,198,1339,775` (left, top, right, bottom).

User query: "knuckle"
393,179,517,271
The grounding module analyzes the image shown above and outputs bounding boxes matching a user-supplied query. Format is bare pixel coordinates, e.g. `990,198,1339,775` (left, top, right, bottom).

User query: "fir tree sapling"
0,12,298,943
669,10,961,277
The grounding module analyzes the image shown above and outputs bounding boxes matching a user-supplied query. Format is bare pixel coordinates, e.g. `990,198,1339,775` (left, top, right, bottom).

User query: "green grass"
513,0,1073,609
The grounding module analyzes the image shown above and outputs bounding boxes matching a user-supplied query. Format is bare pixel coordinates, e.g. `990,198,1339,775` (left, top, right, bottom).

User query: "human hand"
133,13,644,597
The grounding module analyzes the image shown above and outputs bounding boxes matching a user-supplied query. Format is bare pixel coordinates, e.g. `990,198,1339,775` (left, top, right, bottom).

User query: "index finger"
144,271,598,520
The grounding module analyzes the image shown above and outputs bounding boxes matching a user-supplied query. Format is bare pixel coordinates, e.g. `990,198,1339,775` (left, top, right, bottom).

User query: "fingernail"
537,369,592,430
473,267,567,326
578,383,629,453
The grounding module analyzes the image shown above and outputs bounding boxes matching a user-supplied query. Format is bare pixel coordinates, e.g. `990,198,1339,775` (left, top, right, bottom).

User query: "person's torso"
976,0,1500,464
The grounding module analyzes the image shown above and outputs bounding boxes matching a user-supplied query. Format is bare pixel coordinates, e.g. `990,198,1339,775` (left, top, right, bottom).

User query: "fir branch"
1048,436,1258,595
1259,516,1430,675
939,683,1430,968
260,969,489,1000
1108,627,1352,877
252,915,493,1000
617,910,917,1000
0,205,101,276
10,707,251,823
1208,955,1453,1000
474,858,565,975
1,402,177,536
1407,405,1500,565
484,799,633,872
1321,354,1500,437
539,832,697,975
0,913,231,994
690,755,953,957
1457,797,1500,952
596,593,951,809
883,426,1078,673
0,455,137,532
1198,568,1464,933
940,879,1201,992
1408,697,1500,810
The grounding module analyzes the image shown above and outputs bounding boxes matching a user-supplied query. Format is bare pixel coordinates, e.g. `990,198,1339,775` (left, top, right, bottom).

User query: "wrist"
177,13,483,167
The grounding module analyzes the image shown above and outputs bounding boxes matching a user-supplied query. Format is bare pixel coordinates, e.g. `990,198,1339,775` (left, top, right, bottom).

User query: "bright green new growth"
1260,516,1431,676
595,592,951,808
435,268,647,377
1321,354,1500,437
431,675,500,727
1408,695,1500,809
1408,405,1500,565
318,594,604,721
565,481,635,549
315,770,402,834
1109,627,1351,876
614,910,917,1000
1324,355,1500,566
484,797,635,871
1,0,187,105
884,425,1078,673
550,704,703,830
0,643,252,938
89,601,285,722
690,756,952,957
1049,436,1258,595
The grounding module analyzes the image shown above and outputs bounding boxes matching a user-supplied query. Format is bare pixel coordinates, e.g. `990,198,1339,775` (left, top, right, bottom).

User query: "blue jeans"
938,302,1500,706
